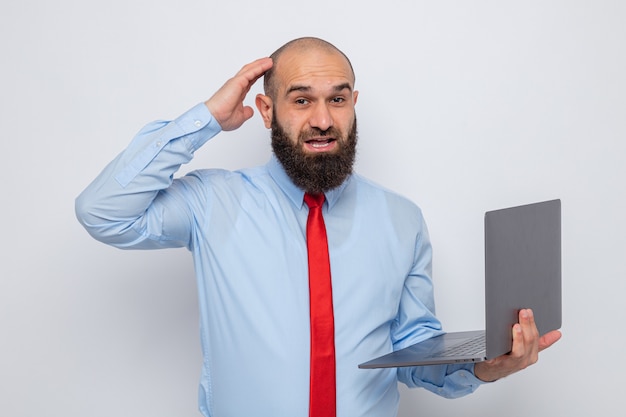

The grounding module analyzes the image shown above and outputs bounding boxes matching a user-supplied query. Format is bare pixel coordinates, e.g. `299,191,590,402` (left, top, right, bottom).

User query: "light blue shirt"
76,103,483,417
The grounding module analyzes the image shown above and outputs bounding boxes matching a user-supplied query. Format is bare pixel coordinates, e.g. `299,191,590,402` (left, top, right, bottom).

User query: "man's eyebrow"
285,82,353,96
333,82,353,93
285,85,311,95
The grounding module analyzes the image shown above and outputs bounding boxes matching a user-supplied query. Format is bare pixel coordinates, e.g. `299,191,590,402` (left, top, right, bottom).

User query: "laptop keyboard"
439,333,486,357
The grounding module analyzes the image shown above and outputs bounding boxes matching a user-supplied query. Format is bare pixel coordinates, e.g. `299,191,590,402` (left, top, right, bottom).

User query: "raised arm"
75,57,273,249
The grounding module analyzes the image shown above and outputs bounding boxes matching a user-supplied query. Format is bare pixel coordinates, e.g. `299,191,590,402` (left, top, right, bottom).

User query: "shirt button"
194,120,202,128
156,141,162,147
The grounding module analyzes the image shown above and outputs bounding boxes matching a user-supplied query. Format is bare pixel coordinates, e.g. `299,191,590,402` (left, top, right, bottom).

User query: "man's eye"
331,97,345,103
295,99,309,105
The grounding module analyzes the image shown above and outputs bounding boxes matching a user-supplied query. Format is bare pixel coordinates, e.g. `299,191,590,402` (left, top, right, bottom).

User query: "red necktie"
304,193,336,417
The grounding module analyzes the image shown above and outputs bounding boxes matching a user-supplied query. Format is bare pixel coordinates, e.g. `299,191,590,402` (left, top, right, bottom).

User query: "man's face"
257,48,359,193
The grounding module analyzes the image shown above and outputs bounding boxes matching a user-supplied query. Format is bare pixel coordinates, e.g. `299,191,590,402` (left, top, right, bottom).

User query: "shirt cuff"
115,103,222,188
174,102,223,151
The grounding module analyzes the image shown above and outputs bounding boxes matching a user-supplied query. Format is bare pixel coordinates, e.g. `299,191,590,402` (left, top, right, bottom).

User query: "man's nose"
308,102,333,131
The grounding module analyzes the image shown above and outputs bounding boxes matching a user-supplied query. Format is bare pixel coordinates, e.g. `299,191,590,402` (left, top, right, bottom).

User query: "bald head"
263,37,355,99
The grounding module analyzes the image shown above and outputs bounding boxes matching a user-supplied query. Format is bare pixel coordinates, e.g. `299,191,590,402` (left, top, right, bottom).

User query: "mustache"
299,126,342,142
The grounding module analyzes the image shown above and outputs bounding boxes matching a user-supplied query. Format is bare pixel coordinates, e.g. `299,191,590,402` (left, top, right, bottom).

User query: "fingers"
538,329,562,351
520,309,540,353
228,57,274,101
235,57,274,87
510,309,539,368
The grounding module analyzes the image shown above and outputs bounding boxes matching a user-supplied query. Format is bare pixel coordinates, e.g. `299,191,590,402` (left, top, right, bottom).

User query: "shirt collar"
267,155,351,210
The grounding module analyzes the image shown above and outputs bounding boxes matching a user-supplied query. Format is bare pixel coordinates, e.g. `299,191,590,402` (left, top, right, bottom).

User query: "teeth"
307,139,334,148
311,142,330,148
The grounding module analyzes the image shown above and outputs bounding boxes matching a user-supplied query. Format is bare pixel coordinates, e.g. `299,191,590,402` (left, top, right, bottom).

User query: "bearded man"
76,37,559,417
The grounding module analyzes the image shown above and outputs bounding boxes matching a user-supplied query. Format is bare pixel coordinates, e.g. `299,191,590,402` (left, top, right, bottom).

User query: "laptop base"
358,330,488,368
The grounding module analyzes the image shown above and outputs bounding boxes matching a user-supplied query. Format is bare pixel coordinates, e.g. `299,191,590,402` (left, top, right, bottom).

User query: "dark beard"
271,117,358,194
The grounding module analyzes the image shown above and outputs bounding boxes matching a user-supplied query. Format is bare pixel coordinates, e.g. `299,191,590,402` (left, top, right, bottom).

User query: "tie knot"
304,192,325,209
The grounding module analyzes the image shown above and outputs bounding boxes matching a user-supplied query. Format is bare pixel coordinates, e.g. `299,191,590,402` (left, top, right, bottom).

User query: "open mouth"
304,138,337,151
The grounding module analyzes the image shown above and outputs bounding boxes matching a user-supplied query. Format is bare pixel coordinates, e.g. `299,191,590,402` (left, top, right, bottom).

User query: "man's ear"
255,94,273,129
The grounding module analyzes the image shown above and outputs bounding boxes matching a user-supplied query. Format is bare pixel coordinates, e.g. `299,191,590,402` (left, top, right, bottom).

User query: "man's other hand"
474,309,562,382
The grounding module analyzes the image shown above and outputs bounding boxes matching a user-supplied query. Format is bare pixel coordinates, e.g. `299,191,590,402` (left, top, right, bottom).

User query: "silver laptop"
358,199,562,368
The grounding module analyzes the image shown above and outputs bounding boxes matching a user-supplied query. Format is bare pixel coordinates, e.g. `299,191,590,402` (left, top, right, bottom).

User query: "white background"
2,1,624,416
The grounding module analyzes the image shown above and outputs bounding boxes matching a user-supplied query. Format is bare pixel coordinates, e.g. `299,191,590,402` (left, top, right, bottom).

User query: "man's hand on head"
205,57,273,131
474,309,562,382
